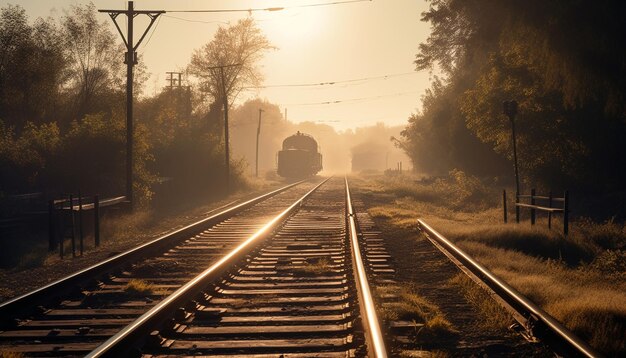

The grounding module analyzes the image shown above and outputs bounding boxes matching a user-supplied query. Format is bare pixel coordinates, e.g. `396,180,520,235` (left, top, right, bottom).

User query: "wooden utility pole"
219,67,230,191
99,1,164,209
208,63,241,192
503,100,520,222
256,109,264,177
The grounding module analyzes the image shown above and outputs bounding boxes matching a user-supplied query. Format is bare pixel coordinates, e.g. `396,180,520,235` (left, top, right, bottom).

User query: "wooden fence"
503,189,569,235
48,195,126,257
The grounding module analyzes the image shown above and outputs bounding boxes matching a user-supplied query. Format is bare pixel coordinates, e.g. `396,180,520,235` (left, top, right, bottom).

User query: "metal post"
563,190,569,236
94,195,100,247
530,188,536,225
48,200,56,251
515,193,520,223
59,199,64,258
78,191,84,255
503,190,508,223
256,109,263,177
69,195,76,257
548,191,553,229
503,101,521,223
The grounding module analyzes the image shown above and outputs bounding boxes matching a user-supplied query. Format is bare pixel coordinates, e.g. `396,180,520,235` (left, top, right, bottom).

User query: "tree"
188,18,274,106
405,0,626,191
230,98,291,174
0,5,65,126
62,2,123,118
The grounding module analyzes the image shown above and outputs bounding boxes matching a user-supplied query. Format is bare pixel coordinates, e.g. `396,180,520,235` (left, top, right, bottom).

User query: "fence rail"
48,194,127,257
503,189,569,235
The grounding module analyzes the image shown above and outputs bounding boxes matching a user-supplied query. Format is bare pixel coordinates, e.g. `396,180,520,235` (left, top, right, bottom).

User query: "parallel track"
417,219,601,357
0,177,389,357
89,177,386,357
0,180,319,356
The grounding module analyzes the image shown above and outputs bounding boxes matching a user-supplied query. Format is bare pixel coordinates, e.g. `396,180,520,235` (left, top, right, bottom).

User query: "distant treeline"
403,0,626,195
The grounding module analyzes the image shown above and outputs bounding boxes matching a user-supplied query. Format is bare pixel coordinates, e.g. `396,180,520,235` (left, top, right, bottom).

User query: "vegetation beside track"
352,172,626,356
0,177,286,302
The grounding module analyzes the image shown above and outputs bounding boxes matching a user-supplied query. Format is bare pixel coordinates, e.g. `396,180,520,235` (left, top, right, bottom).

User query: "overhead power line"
247,72,417,89
162,14,230,24
285,90,420,106
167,0,371,13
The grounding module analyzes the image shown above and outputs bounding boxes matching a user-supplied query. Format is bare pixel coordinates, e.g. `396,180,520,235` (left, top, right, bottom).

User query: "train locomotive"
277,131,323,178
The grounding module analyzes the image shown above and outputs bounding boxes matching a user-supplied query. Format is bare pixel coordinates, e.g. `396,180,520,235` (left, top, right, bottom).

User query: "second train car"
276,131,323,177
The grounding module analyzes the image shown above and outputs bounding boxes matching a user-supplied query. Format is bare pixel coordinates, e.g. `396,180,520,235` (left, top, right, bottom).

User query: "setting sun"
259,8,330,44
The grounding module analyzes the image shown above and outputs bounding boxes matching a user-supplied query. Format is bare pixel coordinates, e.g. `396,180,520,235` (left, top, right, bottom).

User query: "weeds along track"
417,220,601,357
0,177,388,357
0,180,322,356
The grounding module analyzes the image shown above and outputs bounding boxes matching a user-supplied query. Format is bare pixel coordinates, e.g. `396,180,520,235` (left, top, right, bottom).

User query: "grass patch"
449,273,513,330
123,279,155,296
399,350,448,358
0,351,25,358
376,285,456,336
351,172,626,356
291,257,334,275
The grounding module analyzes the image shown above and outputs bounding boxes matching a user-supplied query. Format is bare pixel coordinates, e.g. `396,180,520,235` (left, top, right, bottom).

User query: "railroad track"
417,220,601,358
0,177,389,357
0,179,315,356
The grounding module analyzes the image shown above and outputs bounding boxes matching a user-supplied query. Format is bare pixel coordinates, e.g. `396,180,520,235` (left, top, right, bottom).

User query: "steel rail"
417,219,602,358
86,177,331,357
0,181,304,318
345,177,388,358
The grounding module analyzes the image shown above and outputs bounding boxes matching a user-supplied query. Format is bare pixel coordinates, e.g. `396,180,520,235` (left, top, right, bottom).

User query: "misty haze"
0,1,624,357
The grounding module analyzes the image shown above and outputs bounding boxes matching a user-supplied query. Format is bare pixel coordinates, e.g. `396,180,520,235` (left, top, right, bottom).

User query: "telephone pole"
207,63,241,192
166,71,183,88
99,1,164,208
256,109,264,177
503,100,521,222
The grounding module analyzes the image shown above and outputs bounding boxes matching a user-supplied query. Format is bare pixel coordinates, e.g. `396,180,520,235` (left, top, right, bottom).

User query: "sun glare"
260,8,329,45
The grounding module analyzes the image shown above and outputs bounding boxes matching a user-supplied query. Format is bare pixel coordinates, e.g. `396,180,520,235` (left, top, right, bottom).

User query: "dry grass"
351,172,626,356
123,279,155,296
449,273,513,330
376,285,456,335
291,257,334,275
0,351,25,358
399,350,448,358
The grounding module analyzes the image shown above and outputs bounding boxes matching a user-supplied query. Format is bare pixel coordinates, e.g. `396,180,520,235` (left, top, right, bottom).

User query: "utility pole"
99,2,164,209
207,63,241,192
256,109,264,177
219,67,230,191
503,100,521,222
284,108,288,121
166,71,183,88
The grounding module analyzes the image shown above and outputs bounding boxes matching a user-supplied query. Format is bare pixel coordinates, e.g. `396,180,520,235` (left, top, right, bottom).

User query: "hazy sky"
3,0,432,131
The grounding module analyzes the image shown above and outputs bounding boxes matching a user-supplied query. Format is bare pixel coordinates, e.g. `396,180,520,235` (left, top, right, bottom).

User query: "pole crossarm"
98,9,165,51
98,1,165,208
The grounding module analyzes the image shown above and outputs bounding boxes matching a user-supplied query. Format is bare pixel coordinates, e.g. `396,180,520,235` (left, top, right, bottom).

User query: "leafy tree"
62,2,123,119
188,18,274,106
0,5,65,126
405,0,626,191
230,98,291,174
